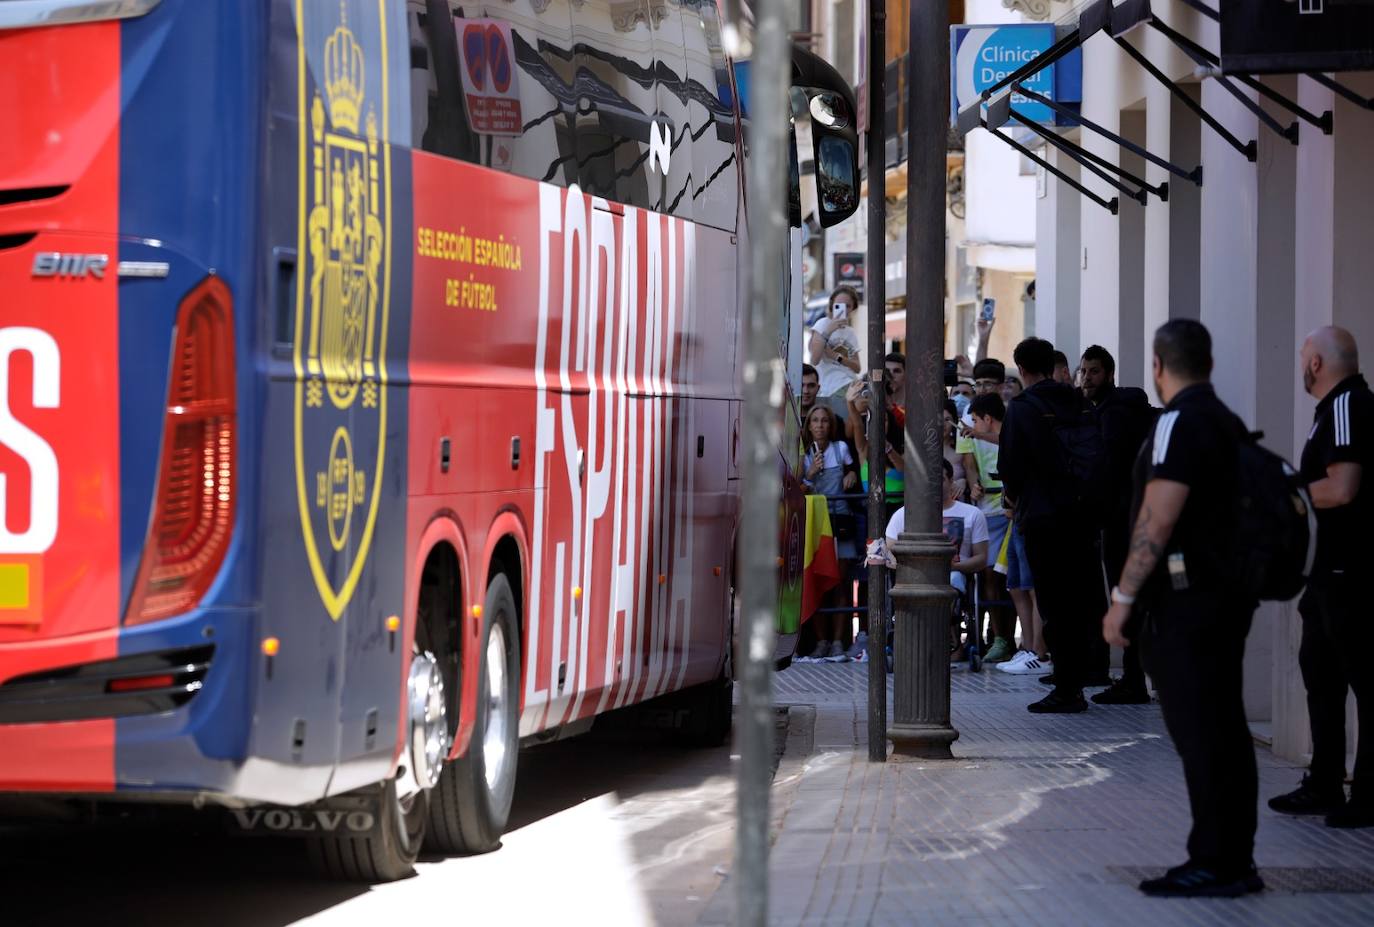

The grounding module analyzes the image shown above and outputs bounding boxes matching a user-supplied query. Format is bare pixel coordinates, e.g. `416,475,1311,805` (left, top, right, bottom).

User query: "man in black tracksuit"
1102,320,1262,897
999,337,1106,713
1269,326,1374,828
1080,345,1157,704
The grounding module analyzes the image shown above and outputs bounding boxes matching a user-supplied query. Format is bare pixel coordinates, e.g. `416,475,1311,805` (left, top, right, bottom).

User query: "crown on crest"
323,6,365,135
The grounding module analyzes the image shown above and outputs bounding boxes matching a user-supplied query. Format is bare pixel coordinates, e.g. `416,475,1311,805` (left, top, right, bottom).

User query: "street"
0,715,788,927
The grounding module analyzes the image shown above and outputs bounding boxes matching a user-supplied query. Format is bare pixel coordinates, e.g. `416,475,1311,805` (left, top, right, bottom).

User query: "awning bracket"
1148,19,1300,145
1012,83,1203,187
1233,73,1333,135
979,118,1119,216
1307,72,1374,112
1112,34,1258,162
988,95,1155,204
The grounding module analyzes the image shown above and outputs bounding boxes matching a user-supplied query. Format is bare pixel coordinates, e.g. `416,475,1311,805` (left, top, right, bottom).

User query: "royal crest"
295,2,390,620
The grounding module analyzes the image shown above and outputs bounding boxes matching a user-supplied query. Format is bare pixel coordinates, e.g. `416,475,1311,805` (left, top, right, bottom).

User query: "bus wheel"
679,673,734,748
306,776,429,882
424,572,520,854
308,644,448,881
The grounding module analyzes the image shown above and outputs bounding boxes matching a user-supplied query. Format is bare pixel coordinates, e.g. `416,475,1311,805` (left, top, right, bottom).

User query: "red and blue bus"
0,0,856,879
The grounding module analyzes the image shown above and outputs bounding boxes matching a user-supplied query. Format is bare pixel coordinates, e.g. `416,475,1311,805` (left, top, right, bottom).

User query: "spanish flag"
802,495,841,624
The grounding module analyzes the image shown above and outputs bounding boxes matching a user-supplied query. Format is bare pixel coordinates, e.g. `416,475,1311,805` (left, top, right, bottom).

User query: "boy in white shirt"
885,459,989,594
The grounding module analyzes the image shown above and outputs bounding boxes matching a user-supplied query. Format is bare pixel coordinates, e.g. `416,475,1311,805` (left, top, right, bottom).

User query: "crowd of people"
794,283,1372,897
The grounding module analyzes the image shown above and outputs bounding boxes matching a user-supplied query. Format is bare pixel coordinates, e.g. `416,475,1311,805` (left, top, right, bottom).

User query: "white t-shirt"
885,500,989,565
810,317,860,396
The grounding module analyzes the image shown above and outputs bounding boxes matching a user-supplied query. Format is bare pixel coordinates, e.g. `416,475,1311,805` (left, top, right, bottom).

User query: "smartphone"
980,298,996,322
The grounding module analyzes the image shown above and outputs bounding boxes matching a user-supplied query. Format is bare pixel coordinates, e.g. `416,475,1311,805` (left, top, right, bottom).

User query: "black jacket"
998,378,1089,527
1093,384,1157,517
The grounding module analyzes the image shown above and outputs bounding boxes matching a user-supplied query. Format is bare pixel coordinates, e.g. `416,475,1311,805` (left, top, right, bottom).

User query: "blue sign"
950,24,1081,127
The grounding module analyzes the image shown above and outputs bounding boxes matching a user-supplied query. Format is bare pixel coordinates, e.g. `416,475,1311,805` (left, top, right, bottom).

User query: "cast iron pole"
735,0,789,922
864,0,888,763
890,0,959,758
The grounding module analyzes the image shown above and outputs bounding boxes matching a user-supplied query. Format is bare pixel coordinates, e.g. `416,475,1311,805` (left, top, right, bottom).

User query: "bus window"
652,3,696,221
679,0,738,231
569,0,655,209
408,0,579,185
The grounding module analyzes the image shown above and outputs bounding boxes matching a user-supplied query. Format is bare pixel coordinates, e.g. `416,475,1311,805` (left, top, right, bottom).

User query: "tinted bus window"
569,0,656,209
408,0,579,185
679,0,738,230
653,3,696,220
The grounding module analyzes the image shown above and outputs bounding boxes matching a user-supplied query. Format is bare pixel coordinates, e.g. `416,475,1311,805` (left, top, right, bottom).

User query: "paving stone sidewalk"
763,662,1374,927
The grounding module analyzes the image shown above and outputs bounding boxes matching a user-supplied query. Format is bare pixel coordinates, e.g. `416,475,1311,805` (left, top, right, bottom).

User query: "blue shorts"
984,512,1010,567
1005,522,1034,590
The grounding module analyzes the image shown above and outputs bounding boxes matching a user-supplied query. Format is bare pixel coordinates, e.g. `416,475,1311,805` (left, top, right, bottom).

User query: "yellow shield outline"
293,0,392,621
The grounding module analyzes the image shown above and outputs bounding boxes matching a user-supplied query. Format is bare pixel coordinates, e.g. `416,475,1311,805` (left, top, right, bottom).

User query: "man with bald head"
1269,326,1374,829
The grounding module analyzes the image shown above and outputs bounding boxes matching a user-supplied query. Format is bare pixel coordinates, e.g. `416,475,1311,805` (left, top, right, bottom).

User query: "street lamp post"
889,0,958,759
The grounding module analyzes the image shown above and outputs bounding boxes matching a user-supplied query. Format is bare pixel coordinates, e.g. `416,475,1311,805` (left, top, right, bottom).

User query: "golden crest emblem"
294,1,390,620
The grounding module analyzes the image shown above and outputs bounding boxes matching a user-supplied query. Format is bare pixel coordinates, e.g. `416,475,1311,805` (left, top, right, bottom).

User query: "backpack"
1230,432,1317,602
1024,392,1112,521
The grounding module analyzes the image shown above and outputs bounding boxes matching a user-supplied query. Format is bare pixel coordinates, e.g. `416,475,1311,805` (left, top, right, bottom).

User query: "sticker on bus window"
455,18,523,136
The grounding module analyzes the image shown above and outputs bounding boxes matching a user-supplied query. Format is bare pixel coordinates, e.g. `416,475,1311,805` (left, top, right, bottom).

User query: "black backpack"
1024,392,1111,520
1231,432,1317,602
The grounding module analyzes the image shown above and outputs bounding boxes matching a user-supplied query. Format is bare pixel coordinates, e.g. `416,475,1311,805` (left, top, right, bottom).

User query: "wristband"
1111,586,1136,606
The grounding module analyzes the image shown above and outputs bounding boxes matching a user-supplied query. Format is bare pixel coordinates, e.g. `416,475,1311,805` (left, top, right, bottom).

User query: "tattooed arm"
1116,479,1190,597
1103,478,1189,647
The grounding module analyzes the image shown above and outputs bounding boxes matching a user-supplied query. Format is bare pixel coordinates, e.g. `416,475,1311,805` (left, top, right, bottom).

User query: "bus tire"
306,777,428,882
679,673,733,748
424,573,520,854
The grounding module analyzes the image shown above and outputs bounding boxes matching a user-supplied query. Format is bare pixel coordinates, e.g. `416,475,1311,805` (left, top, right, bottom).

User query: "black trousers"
1299,571,1373,802
1020,519,1105,693
1101,523,1146,689
1142,590,1258,869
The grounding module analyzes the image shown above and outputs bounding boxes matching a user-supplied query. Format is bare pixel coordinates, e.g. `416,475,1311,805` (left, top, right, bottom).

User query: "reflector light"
107,674,177,693
125,275,236,625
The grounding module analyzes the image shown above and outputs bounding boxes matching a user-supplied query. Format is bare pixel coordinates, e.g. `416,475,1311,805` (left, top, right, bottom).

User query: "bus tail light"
125,275,236,625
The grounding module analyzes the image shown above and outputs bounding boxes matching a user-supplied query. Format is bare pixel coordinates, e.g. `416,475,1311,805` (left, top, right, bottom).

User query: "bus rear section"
0,3,273,799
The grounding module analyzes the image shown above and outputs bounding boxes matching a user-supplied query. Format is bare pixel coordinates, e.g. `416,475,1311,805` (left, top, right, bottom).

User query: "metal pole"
864,0,888,764
735,0,789,922
890,0,958,759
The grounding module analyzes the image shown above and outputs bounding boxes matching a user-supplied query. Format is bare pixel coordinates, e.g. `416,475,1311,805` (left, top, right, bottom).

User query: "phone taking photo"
980,297,996,323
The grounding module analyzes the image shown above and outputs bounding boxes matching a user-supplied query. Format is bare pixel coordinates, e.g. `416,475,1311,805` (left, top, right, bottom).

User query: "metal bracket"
1113,34,1257,162
979,118,1118,215
1149,19,1300,145
988,94,1153,204
1307,72,1374,112
979,26,1083,102
1013,83,1203,186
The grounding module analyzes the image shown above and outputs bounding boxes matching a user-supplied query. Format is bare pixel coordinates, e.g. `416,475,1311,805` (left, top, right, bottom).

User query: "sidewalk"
763,662,1374,926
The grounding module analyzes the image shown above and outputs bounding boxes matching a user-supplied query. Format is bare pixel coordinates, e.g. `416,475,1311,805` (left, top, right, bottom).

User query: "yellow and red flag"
802,495,841,624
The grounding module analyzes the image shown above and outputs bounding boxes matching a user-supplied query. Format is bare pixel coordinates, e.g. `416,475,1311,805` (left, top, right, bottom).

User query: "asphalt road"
0,726,752,927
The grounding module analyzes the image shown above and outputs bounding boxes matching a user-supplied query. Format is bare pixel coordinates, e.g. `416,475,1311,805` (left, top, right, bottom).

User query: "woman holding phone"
800,404,860,660
808,285,861,398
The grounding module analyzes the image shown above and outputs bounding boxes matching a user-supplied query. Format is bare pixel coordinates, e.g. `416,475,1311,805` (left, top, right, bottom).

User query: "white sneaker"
1001,656,1052,675
845,632,869,661
999,649,1035,669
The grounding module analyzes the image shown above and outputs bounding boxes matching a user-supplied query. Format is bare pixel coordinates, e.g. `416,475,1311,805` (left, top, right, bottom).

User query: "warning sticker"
455,18,524,136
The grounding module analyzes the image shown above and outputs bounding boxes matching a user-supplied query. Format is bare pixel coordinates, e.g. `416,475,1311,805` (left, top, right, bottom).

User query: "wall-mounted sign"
949,23,1082,128
456,18,523,135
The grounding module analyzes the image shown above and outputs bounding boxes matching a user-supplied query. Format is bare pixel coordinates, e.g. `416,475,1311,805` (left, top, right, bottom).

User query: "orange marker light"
658,574,667,585
775,557,784,567
385,615,401,632
713,567,723,577
572,586,583,600
261,637,280,657
472,604,483,619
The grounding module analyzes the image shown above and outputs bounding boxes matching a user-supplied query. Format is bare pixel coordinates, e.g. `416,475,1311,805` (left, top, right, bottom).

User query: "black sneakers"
1091,681,1151,705
1267,776,1346,816
1027,690,1087,713
1139,862,1265,898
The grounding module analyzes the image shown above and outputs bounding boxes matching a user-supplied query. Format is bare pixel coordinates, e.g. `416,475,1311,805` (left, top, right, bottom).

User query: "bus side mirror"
807,91,858,228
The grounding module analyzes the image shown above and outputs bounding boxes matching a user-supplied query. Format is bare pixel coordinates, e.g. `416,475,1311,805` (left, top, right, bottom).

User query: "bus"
0,0,857,880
